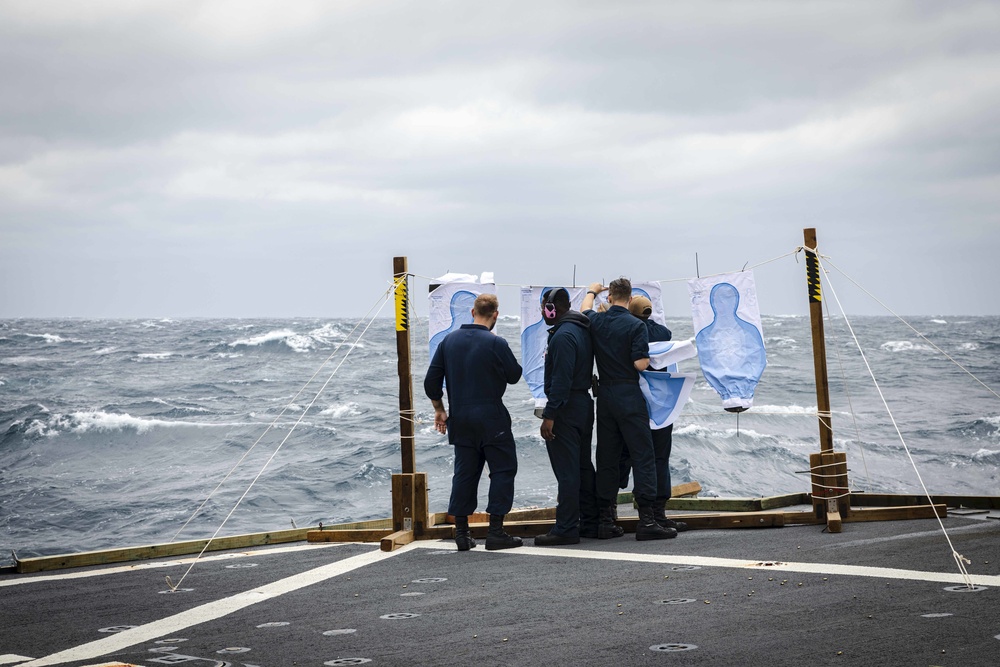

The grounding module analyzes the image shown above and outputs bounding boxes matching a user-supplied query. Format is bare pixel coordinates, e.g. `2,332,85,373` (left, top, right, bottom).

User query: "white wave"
214,352,244,359
26,333,87,344
229,329,315,353
135,352,176,360
880,341,933,353
765,336,797,348
309,323,346,341
320,402,363,418
0,356,53,365
972,448,999,460
94,346,117,355
929,319,947,324
55,410,225,434
957,342,979,351
750,404,818,415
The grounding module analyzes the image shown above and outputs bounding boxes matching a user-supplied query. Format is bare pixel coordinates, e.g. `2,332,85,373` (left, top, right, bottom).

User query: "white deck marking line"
0,656,34,665
17,544,412,667
410,540,1000,587
0,542,341,588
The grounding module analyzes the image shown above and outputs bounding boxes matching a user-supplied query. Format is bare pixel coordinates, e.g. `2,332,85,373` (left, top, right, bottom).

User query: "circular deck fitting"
380,613,421,620
669,566,702,572
325,659,372,666
920,613,954,618
148,646,181,653
427,550,454,555
99,626,138,633
401,592,425,596
943,585,989,593
217,647,251,654
650,643,698,652
256,622,290,627
411,577,447,583
155,638,188,643
323,629,358,636
226,563,258,569
654,598,698,605
158,588,193,594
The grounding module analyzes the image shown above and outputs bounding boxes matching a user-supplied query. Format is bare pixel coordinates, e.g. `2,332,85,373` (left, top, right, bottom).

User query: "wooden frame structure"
306,235,983,552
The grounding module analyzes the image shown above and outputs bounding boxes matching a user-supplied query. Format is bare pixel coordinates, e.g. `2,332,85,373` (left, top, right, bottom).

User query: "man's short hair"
607,277,632,303
473,293,499,318
541,287,570,311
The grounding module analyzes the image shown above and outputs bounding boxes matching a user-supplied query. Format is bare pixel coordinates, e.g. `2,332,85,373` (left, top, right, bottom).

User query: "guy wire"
166,286,395,590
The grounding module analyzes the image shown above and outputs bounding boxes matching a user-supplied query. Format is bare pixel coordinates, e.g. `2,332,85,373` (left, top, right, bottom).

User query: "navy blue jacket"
424,324,522,411
645,319,672,344
542,311,593,420
584,305,649,384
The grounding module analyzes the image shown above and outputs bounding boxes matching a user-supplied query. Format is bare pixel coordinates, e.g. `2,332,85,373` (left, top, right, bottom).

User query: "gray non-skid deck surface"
3,517,999,667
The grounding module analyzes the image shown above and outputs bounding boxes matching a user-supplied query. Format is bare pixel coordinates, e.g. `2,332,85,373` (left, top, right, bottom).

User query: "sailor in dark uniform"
534,288,600,545
582,278,674,541
619,295,689,532
424,293,524,551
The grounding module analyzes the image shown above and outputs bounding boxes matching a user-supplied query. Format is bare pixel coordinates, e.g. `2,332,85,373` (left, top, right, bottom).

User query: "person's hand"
540,418,555,441
588,282,605,294
434,408,448,434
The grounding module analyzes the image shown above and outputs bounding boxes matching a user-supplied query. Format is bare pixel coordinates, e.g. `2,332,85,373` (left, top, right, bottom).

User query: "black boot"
653,505,689,532
485,514,522,551
636,505,677,541
454,515,476,551
597,506,624,539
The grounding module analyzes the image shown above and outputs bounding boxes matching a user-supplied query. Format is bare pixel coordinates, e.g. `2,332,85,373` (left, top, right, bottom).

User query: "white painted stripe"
0,543,340,588
0,656,34,665
17,545,409,667
410,540,1000,587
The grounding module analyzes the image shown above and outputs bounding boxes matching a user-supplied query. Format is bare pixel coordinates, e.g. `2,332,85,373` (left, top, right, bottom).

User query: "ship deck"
3,511,999,667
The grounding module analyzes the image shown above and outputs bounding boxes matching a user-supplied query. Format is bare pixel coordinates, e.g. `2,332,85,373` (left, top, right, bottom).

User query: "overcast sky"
2,1,998,319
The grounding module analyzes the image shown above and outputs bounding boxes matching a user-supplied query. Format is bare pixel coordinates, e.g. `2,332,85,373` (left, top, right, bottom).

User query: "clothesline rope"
821,255,1000,403
817,251,975,589
405,245,807,290
165,284,395,591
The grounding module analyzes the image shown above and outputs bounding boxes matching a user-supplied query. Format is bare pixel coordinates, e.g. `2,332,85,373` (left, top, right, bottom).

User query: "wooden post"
393,257,416,474
804,228,833,454
804,229,848,529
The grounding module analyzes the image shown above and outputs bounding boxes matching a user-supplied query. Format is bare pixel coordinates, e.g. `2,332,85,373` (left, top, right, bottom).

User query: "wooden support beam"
619,511,787,530
308,529,394,543
380,529,415,552
15,526,343,574
850,494,1000,510
761,493,811,510
843,504,947,522
826,508,842,533
391,473,415,533
671,481,702,498
413,472,429,535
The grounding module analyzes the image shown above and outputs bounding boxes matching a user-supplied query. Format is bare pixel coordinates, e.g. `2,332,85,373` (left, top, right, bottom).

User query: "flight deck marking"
16,545,411,667
410,541,1000,587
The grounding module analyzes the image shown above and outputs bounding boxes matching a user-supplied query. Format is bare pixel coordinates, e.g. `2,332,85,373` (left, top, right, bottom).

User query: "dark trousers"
447,411,517,517
619,423,673,502
595,384,657,507
544,393,599,537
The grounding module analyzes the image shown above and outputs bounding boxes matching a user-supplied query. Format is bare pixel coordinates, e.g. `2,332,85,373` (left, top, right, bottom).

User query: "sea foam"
229,329,315,353
880,341,934,353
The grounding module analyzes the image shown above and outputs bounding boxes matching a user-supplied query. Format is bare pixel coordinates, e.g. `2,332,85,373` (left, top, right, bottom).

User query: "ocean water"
1,315,998,565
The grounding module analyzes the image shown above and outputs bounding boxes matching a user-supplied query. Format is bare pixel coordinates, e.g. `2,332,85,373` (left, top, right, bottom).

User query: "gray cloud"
1,0,998,318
